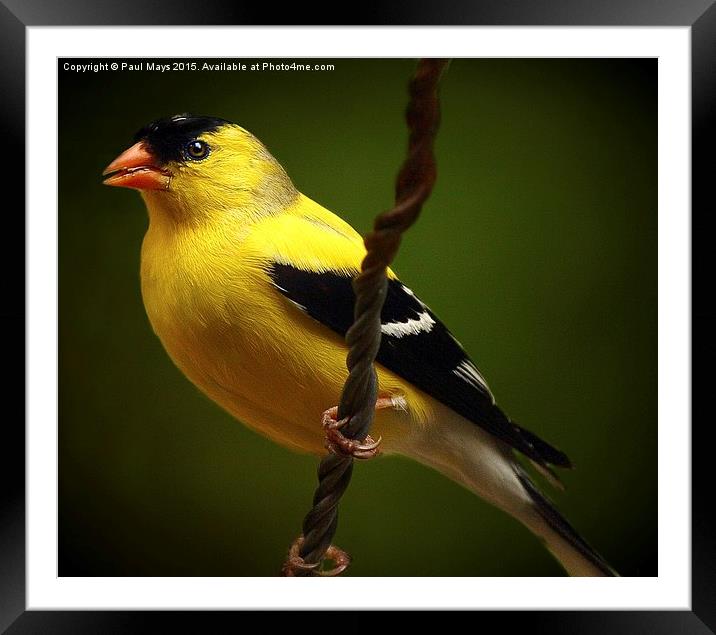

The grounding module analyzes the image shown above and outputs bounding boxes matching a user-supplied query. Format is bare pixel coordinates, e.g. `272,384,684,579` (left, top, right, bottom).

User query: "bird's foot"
322,407,382,459
321,396,400,460
282,535,351,576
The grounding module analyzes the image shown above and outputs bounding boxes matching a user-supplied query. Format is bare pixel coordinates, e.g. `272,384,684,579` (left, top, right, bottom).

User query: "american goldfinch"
103,113,616,577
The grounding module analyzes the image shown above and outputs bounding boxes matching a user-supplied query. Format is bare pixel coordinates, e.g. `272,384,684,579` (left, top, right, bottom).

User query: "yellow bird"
103,113,616,576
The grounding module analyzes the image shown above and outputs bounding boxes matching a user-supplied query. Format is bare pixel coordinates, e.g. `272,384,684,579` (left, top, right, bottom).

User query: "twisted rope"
282,58,450,576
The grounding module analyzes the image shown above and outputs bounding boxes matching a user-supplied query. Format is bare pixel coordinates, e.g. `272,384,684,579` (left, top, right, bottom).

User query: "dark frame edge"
2,0,716,26
0,1,26,634
691,1,716,632
6,0,714,633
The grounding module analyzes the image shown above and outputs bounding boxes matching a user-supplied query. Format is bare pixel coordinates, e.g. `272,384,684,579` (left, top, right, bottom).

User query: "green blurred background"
59,58,656,577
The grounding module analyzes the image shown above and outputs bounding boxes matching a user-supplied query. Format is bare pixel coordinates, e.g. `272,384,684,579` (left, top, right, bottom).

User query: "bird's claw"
322,406,382,460
318,544,352,576
282,536,320,576
282,535,351,576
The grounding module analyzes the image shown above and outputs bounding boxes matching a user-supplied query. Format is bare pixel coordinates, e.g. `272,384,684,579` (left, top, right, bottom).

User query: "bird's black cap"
134,113,230,164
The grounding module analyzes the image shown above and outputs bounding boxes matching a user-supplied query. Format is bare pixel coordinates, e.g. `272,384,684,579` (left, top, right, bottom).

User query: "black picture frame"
3,1,711,632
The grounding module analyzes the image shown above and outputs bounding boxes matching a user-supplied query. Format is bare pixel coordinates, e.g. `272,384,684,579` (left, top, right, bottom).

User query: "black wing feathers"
268,263,571,470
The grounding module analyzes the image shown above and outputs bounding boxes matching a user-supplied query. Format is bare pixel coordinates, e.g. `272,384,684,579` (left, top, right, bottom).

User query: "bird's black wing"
268,262,571,470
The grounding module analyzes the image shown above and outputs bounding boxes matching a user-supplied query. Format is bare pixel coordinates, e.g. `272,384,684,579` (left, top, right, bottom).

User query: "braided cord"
283,58,449,575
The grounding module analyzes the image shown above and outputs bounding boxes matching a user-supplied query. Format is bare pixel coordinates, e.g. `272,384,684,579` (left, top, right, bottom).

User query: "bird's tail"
397,405,617,576
512,464,618,576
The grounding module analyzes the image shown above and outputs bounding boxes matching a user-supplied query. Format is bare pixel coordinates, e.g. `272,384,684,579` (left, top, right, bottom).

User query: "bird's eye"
185,139,209,160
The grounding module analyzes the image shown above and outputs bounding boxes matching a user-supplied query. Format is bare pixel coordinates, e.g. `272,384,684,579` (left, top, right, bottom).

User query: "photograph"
58,56,656,578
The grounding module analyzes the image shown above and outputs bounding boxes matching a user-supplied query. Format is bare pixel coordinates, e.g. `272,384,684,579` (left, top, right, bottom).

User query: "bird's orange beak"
102,142,170,190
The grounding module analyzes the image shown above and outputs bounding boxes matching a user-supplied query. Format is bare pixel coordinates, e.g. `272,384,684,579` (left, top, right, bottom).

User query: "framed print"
5,1,712,632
